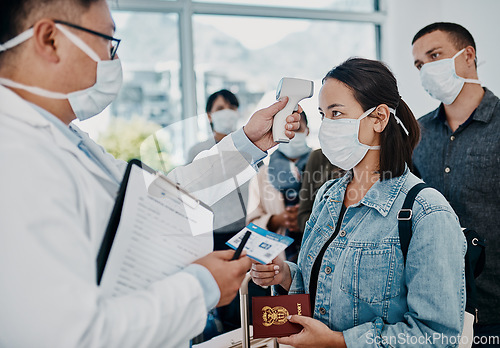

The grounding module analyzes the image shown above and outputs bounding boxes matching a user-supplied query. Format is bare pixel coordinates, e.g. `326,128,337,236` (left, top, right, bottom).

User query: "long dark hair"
323,57,420,179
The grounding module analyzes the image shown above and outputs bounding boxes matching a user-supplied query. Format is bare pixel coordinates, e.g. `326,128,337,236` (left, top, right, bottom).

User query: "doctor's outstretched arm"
168,98,302,207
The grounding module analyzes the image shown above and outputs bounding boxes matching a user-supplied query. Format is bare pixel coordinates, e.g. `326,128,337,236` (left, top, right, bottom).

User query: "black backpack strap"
397,184,487,317
398,183,431,264
463,228,486,314
463,228,486,278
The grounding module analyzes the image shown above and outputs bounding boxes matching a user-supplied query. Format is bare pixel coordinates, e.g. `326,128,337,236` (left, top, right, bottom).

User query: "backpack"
397,183,486,346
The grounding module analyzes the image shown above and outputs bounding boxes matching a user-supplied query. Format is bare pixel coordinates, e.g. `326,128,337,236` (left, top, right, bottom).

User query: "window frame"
110,0,384,120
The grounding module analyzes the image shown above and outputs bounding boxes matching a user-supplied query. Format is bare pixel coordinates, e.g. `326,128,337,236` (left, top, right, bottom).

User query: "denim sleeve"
270,262,306,296
286,261,306,295
231,128,267,169
343,208,466,348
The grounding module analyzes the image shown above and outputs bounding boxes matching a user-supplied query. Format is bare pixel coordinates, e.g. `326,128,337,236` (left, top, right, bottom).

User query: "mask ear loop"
389,108,409,136
357,107,380,150
55,24,101,62
452,48,466,60
0,77,68,99
453,48,483,85
0,28,34,52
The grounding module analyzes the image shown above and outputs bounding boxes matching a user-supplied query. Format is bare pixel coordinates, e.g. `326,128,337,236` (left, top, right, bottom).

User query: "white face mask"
319,106,408,171
420,48,481,105
211,109,240,134
278,131,310,159
319,107,378,171
0,23,123,121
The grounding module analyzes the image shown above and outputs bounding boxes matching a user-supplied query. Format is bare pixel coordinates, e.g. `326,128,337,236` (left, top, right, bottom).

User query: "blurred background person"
247,111,311,262
189,89,250,341
187,89,241,162
187,88,248,251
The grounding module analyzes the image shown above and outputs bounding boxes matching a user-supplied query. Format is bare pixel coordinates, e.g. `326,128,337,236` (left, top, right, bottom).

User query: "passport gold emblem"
262,306,289,326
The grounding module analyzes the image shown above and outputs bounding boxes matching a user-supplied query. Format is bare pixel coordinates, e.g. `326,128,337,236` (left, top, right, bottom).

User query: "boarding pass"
226,223,294,264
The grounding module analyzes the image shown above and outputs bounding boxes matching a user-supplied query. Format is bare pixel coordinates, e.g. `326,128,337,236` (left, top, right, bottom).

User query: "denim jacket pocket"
340,245,401,303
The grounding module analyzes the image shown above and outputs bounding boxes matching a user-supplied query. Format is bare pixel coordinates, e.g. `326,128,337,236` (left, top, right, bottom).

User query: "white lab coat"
0,85,256,348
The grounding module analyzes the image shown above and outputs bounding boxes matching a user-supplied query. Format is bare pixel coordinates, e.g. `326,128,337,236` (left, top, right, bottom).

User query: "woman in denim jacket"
251,58,466,347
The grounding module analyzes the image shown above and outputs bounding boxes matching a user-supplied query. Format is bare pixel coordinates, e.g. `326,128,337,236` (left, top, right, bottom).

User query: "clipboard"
96,159,212,286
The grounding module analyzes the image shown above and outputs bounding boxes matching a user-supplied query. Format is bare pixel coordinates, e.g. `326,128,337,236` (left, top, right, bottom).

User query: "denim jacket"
287,169,466,347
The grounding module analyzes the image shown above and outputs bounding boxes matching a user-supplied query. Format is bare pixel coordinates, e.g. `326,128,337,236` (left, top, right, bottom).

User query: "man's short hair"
411,22,476,52
205,89,239,113
0,0,99,45
0,0,100,65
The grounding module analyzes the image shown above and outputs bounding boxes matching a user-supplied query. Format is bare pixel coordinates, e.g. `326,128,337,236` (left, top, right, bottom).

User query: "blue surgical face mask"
419,49,481,105
278,132,310,159
0,24,123,121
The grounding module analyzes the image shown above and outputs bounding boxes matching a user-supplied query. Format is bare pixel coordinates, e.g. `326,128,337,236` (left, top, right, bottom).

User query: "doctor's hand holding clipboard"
97,97,302,310
194,250,251,307
97,159,253,308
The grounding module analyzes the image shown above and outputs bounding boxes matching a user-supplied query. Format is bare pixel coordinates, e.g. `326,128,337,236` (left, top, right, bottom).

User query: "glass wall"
195,0,377,12
76,0,382,172
193,15,376,148
111,12,181,126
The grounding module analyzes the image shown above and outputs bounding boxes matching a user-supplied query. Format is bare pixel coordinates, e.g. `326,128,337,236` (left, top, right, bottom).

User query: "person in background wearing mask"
247,111,311,262
189,90,248,341
0,0,302,346
188,89,249,252
187,89,241,163
251,58,466,347
412,22,500,347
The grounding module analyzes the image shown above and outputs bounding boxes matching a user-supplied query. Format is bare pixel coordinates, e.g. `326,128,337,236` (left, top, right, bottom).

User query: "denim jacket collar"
323,168,410,217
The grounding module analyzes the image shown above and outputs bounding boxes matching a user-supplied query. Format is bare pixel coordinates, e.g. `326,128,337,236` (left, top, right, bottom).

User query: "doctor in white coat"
0,0,301,347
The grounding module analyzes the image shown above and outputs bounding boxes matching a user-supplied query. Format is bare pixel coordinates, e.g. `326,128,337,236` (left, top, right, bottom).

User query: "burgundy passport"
252,294,312,339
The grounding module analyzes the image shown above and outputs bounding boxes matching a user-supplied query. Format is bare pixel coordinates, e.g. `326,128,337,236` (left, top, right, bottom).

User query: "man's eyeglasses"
54,20,121,59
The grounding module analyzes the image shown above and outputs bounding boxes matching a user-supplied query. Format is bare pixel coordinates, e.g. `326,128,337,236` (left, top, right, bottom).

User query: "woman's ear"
373,104,390,133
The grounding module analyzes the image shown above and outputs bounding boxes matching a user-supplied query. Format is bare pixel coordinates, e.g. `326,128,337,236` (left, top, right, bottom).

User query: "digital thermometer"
272,77,314,143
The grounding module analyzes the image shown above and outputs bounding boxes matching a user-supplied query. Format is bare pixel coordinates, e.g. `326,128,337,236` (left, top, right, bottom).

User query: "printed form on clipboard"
97,159,214,298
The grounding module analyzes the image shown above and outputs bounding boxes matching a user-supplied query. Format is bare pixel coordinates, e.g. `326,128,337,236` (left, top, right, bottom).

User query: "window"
111,12,181,126
195,0,377,12
77,0,382,171
193,15,377,147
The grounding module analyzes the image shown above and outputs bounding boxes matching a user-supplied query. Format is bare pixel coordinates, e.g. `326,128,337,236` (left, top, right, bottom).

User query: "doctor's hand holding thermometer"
272,77,314,143
245,76,314,151
244,96,303,151
189,101,302,309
